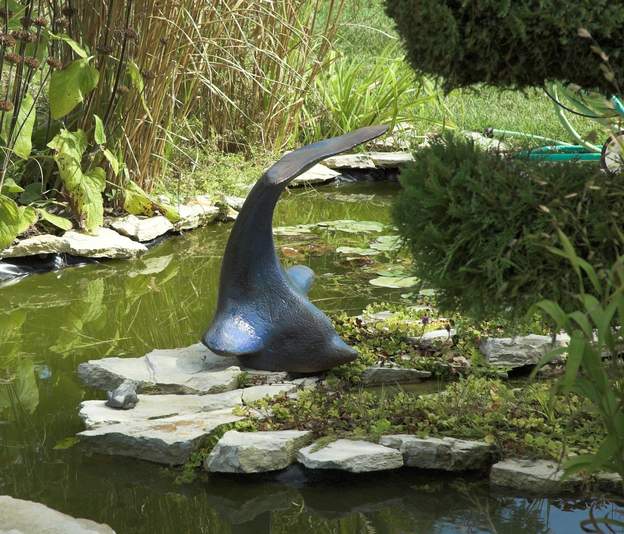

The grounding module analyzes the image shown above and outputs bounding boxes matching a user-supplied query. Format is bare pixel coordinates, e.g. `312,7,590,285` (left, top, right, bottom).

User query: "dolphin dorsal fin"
263,125,388,186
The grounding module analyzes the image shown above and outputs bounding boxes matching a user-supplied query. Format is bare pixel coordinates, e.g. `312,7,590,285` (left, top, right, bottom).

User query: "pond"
0,182,618,533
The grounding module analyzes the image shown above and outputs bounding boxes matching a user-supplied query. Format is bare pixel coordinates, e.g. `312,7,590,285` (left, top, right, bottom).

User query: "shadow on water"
0,182,620,533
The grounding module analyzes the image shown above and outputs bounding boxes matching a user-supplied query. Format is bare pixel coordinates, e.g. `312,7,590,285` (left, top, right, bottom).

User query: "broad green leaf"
1,93,37,159
16,206,37,234
93,114,106,145
530,346,568,377
19,183,43,204
562,331,585,390
49,32,88,58
1,178,23,194
124,181,180,223
127,60,152,120
49,58,99,119
48,129,104,231
533,299,568,330
0,194,21,248
37,208,73,231
102,148,120,176
53,436,80,450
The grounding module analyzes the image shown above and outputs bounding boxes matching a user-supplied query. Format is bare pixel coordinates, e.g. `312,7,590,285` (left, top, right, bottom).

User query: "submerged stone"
109,214,173,242
205,430,314,473
297,439,404,473
361,366,432,386
77,344,242,395
490,458,582,493
0,496,115,533
380,435,495,471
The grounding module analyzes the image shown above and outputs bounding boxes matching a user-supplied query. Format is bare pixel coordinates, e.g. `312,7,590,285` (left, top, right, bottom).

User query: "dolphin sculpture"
202,125,389,373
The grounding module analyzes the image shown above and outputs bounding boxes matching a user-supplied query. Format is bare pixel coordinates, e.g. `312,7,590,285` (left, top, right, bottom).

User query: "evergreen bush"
393,135,624,320
384,0,624,93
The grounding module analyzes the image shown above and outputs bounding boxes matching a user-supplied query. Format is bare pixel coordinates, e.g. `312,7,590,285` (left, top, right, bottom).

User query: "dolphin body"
202,125,388,373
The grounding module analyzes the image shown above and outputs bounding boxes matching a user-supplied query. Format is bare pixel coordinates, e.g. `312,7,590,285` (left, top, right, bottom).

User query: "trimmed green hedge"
393,135,624,320
384,0,624,93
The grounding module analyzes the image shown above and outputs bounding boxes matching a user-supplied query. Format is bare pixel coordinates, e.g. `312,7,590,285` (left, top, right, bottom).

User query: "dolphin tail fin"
202,314,265,357
263,125,388,186
286,265,315,295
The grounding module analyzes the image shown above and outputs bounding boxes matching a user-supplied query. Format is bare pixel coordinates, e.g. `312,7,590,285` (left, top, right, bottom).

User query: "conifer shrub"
384,0,624,93
393,135,624,321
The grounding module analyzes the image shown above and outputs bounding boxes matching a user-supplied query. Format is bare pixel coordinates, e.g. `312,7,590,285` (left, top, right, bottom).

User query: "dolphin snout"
329,335,358,366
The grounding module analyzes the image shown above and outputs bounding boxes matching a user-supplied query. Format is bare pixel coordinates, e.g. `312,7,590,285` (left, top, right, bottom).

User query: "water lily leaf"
37,208,73,231
370,235,402,252
318,219,384,233
49,58,99,119
336,246,380,256
369,275,419,288
273,224,315,236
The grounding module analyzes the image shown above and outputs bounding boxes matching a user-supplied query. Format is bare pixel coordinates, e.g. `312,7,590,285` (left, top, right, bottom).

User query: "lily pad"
273,224,315,236
317,219,384,233
336,246,380,256
370,235,402,252
369,276,419,289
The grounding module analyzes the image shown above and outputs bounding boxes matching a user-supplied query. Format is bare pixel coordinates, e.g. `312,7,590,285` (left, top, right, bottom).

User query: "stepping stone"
109,214,173,242
0,495,115,533
77,343,242,395
0,234,68,259
174,203,219,231
80,383,297,428
369,152,414,168
205,430,314,473
361,366,431,386
78,408,243,465
297,439,403,473
321,153,376,170
63,227,147,259
380,435,495,471
291,164,340,186
480,334,570,369
490,458,582,493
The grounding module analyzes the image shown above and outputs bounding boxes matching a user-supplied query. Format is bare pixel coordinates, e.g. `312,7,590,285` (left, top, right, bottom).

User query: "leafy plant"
534,231,624,482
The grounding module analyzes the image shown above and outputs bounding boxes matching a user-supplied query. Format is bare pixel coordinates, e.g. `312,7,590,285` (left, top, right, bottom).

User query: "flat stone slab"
109,214,173,242
174,203,219,231
380,435,495,471
0,495,115,533
64,227,147,259
0,234,68,259
322,153,376,170
361,366,432,386
297,439,404,473
291,163,340,186
205,430,314,473
77,343,242,395
490,458,582,493
480,334,570,369
79,408,243,465
369,152,414,168
79,384,297,429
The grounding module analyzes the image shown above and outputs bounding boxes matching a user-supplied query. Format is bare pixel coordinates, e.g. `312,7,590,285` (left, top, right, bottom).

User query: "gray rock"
106,380,139,410
380,435,495,471
464,131,508,153
205,430,314,473
77,343,242,395
174,203,219,231
0,234,68,259
369,152,414,168
79,384,297,429
222,195,246,211
0,496,115,533
409,328,457,347
290,164,340,186
321,153,376,170
490,458,582,493
64,228,147,259
480,334,570,368
361,366,432,386
109,214,173,242
78,408,243,465
297,439,404,473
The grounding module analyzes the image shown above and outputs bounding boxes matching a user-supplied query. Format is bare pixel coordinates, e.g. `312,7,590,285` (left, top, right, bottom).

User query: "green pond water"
0,182,619,533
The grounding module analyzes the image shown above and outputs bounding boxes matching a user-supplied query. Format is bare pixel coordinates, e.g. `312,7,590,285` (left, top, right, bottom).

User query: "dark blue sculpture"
203,126,388,372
